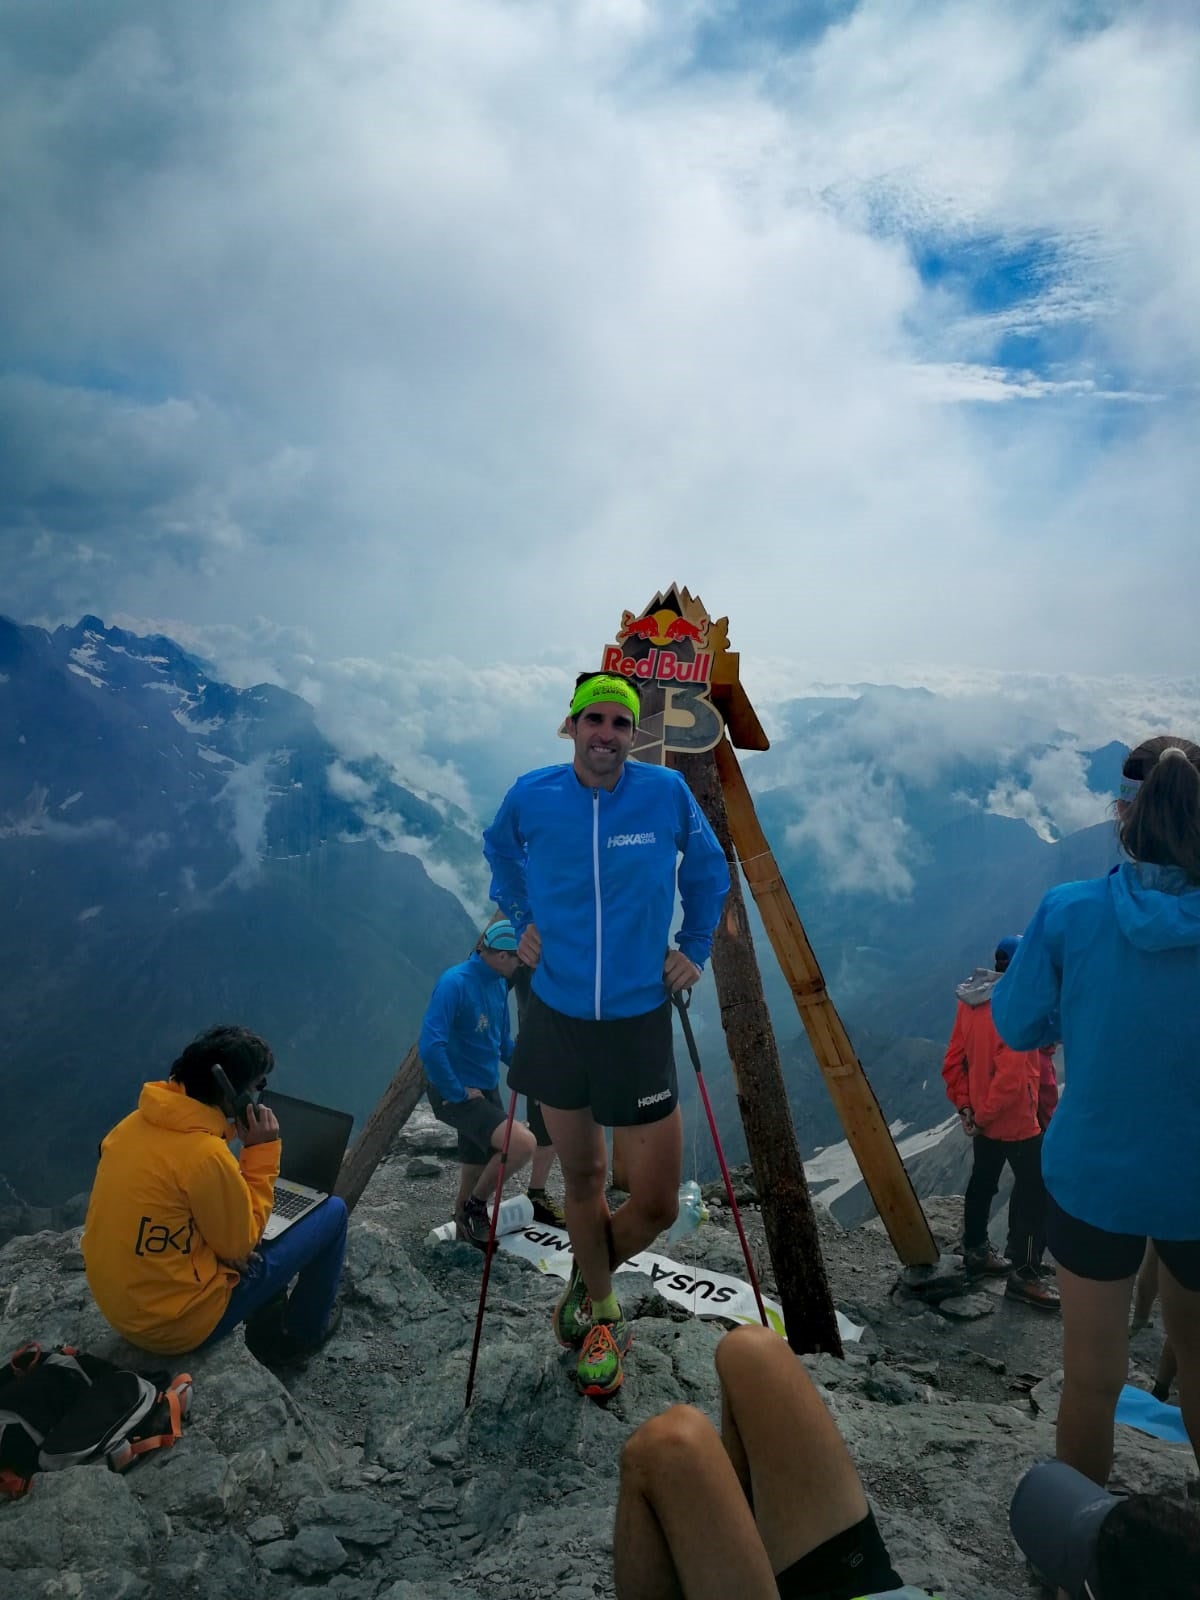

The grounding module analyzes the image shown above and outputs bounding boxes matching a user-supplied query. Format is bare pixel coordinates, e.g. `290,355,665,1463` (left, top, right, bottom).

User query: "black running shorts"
508,991,678,1128
427,1085,505,1167
775,1510,905,1599
1046,1192,1200,1291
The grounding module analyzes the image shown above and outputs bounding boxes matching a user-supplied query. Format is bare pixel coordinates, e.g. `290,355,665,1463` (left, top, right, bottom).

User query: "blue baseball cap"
481,920,518,952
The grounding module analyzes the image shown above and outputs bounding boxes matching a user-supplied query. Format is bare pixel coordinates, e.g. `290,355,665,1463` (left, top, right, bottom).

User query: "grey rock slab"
10,1572,153,1600
1030,1368,1065,1419
246,1512,287,1543
258,1525,348,1577
126,1440,235,1520
406,1157,442,1179
863,1365,932,1406
896,1252,970,1303
153,1528,259,1598
0,1465,152,1573
937,1292,998,1321
295,1489,402,1545
392,1101,460,1157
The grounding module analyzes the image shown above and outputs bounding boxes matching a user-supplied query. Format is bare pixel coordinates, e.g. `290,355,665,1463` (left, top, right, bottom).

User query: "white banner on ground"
429,1218,862,1343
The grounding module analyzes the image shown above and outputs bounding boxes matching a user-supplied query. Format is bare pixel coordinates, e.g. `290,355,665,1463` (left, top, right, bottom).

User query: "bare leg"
456,1163,484,1214
614,1325,877,1599
469,1119,537,1202
1055,1266,1136,1484
1153,1338,1178,1401
614,1406,777,1600
1131,1241,1159,1334
716,1324,868,1573
540,1104,613,1300
1157,1262,1200,1471
609,1109,683,1269
530,1142,557,1190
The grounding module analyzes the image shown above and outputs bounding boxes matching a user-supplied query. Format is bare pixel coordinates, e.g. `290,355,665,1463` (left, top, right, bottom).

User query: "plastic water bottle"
489,1194,534,1236
665,1180,706,1242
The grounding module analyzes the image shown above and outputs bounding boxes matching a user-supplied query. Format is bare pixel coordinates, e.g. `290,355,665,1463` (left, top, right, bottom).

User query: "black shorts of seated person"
776,1509,906,1600
1046,1193,1200,1292
427,1085,505,1167
508,991,678,1128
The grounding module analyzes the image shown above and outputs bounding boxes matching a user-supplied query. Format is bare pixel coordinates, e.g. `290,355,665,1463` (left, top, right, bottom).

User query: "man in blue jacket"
483,672,730,1398
419,920,538,1246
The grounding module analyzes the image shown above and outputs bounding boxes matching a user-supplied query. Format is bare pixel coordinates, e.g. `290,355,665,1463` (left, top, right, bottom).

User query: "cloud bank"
1,0,1198,683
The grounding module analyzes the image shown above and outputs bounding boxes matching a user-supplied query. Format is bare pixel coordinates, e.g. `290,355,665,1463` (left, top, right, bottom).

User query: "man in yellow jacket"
83,1025,346,1360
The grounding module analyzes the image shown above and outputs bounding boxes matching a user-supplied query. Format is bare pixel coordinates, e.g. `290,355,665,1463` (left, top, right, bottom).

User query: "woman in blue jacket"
993,736,1200,1484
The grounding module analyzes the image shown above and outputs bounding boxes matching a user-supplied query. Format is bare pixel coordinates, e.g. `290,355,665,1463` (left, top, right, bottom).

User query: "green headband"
569,675,640,726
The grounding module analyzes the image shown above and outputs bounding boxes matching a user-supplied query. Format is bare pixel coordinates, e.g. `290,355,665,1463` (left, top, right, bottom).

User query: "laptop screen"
258,1090,354,1194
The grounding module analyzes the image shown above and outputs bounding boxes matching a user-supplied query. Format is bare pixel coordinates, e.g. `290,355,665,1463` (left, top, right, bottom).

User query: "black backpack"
0,1343,193,1498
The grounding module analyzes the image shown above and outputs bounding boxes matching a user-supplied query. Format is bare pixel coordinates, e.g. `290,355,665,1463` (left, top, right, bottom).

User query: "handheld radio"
211,1063,256,1130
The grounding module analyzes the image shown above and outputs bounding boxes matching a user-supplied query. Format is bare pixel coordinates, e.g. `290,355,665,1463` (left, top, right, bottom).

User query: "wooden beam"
335,1043,426,1213
335,912,511,1212
713,737,938,1267
670,746,844,1355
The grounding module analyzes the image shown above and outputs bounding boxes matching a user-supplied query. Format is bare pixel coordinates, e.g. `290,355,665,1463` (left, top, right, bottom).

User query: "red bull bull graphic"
607,597,714,684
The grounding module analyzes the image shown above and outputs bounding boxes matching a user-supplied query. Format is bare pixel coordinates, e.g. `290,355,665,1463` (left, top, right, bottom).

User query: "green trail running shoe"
529,1189,566,1226
552,1259,592,1349
576,1313,632,1399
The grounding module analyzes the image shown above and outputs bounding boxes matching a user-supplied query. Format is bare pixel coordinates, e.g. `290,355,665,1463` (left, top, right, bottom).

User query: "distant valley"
1,618,1131,1226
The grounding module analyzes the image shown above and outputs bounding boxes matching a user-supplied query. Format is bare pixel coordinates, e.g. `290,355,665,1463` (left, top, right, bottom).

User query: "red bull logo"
601,643,712,683
608,603,713,683
615,609,710,648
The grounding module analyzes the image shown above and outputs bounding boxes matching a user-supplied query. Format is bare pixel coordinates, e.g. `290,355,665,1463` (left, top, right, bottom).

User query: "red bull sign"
603,607,713,683
596,587,726,761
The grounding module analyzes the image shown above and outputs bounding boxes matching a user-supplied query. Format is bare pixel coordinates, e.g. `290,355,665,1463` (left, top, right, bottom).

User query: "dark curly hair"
169,1025,274,1106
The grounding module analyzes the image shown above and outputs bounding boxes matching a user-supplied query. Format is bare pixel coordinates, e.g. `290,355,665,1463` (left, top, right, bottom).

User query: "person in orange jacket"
942,937,1059,1310
82,1025,346,1360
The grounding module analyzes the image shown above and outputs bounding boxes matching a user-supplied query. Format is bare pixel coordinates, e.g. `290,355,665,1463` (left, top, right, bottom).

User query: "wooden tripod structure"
338,586,936,1354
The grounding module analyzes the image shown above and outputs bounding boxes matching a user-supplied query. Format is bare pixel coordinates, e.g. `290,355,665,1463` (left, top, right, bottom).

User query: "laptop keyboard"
272,1186,315,1219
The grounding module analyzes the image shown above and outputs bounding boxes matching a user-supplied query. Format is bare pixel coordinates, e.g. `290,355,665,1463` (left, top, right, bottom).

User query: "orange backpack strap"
106,1375,193,1474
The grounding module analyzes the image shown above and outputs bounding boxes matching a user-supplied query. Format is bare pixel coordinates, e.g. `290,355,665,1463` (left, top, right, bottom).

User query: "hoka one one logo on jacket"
607,831,656,847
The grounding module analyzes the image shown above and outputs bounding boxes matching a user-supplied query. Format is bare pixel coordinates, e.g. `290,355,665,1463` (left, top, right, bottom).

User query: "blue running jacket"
418,953,514,1102
483,761,730,1020
993,862,1200,1240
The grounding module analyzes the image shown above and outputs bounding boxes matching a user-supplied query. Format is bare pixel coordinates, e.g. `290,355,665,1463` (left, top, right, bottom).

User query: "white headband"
1118,775,1141,802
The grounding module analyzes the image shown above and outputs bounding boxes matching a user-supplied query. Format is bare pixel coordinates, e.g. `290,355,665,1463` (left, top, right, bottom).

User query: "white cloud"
217,756,271,884
0,1,1196,682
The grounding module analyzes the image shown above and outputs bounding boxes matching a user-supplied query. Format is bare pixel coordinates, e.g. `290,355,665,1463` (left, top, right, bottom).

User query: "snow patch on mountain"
805,1114,960,1210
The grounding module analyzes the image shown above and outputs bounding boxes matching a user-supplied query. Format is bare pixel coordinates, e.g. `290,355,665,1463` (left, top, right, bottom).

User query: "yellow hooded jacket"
82,1080,280,1354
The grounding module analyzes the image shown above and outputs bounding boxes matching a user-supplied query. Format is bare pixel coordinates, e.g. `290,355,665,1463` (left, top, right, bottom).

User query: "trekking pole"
672,989,769,1328
464,1089,520,1408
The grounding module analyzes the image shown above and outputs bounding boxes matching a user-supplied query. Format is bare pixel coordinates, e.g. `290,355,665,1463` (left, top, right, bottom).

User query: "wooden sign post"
340,588,936,1352
596,587,938,1323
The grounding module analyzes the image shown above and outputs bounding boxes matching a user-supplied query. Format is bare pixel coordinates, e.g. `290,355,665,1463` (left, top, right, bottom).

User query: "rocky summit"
0,1121,1192,1600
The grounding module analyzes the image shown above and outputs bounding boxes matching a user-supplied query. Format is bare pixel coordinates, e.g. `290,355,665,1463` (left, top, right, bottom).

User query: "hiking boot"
256,1300,344,1367
1006,1269,1061,1312
552,1259,592,1349
456,1195,491,1250
576,1312,632,1400
529,1189,566,1227
964,1244,1013,1278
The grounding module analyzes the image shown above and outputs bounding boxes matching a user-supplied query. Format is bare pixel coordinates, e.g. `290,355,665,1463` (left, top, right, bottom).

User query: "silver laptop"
257,1090,353,1242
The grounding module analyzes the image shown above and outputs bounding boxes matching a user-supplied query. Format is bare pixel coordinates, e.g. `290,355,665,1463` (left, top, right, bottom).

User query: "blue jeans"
202,1196,348,1348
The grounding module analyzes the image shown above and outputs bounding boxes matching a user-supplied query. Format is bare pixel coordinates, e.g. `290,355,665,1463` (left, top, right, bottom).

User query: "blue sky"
2,0,1198,757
